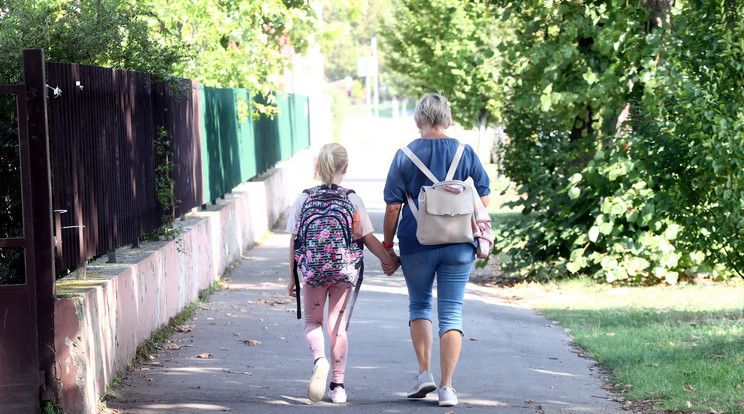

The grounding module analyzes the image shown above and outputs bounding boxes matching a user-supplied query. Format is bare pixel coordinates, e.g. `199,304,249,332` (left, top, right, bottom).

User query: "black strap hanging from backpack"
293,260,302,319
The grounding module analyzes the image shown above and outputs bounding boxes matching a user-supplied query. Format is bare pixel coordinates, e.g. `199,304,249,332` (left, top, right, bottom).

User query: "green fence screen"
200,87,310,203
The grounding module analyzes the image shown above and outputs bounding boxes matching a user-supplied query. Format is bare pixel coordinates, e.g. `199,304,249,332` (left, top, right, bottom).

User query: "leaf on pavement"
469,337,478,341
175,325,195,333
196,353,213,359
240,339,262,346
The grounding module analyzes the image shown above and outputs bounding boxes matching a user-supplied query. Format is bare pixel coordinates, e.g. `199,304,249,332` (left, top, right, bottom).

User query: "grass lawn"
504,279,744,413
483,163,524,224
480,164,744,413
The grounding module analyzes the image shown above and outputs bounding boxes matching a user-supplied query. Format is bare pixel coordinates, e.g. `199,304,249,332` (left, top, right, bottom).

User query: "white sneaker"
307,358,329,402
327,386,347,403
438,386,458,407
406,370,436,398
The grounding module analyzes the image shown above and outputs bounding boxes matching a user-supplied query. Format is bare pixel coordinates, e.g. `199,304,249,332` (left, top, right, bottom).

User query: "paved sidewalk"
106,117,624,413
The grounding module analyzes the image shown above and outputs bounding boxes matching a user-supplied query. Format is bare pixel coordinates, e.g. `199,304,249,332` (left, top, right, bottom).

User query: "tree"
495,0,744,283
320,0,388,82
631,0,744,277
380,0,502,131
147,0,319,98
0,0,185,83
493,0,697,283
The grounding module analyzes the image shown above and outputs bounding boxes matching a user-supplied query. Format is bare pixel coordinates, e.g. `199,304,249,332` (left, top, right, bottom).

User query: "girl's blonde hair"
316,143,348,186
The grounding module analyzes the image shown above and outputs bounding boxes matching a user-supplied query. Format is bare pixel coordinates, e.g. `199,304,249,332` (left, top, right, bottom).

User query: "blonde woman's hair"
414,93,452,129
316,143,348,186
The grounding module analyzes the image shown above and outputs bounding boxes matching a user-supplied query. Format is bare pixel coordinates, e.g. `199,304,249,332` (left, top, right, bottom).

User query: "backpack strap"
445,143,466,181
402,143,467,221
401,147,440,184
314,184,356,196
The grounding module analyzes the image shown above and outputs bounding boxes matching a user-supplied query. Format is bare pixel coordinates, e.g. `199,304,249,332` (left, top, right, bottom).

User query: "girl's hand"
288,276,298,297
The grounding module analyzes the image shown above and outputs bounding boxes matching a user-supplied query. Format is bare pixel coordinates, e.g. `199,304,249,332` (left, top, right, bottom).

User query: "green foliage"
0,0,185,83
0,94,24,285
148,0,319,95
40,401,63,414
320,0,387,82
499,139,705,284
631,0,744,277
380,0,503,129
147,127,181,240
496,0,679,283
494,0,744,283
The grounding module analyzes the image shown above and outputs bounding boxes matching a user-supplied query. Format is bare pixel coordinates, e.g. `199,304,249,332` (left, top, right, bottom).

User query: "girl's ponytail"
316,143,348,186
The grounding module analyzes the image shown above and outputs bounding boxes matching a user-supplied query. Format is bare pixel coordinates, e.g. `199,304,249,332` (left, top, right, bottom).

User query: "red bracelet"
382,242,394,249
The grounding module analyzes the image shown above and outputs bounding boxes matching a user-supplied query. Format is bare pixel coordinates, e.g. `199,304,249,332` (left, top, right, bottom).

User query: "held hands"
381,247,400,276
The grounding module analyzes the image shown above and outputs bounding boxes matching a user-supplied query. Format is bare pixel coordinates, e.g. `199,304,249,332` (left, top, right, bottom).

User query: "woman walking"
382,93,490,407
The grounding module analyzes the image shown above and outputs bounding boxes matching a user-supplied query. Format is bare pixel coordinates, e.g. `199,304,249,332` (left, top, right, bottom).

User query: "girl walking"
286,143,398,403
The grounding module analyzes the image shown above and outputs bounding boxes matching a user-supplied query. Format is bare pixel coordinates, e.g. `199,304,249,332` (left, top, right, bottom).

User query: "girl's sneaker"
307,358,329,402
327,386,347,403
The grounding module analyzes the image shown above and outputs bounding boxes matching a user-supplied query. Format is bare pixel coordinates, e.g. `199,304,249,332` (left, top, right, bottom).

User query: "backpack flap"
421,181,475,217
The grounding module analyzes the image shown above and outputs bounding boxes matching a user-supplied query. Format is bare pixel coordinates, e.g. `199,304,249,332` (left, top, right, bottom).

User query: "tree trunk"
627,0,674,131
642,0,674,30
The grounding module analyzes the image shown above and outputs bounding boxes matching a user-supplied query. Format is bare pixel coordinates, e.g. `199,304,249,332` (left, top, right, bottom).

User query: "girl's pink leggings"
304,283,350,383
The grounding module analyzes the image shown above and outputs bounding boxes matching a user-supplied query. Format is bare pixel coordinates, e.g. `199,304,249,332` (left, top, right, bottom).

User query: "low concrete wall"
53,150,315,414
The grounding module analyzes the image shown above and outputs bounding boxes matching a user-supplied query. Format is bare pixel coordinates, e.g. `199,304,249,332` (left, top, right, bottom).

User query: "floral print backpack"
293,185,364,320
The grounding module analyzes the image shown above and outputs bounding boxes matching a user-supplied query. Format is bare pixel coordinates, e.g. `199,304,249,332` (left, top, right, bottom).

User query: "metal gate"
0,49,56,413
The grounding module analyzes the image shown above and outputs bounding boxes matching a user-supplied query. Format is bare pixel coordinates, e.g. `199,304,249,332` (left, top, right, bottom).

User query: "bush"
495,0,741,283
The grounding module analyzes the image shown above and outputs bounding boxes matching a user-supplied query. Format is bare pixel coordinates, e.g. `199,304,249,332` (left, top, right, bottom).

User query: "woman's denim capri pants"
399,243,475,337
